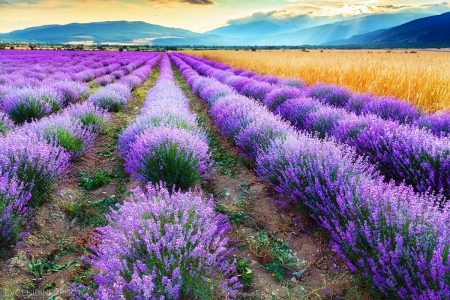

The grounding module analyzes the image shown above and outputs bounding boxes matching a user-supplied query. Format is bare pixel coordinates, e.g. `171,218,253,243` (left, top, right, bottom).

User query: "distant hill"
326,12,450,47
205,20,289,38
208,12,432,44
0,21,204,44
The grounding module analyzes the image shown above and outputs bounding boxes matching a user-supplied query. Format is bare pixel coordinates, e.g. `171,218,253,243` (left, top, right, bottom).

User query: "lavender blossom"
88,83,131,112
124,126,212,190
306,83,352,107
0,174,32,246
0,131,70,206
83,183,241,299
2,86,63,123
264,86,305,111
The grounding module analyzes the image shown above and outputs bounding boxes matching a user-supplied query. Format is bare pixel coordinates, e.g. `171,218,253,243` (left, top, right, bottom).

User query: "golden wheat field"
185,49,450,112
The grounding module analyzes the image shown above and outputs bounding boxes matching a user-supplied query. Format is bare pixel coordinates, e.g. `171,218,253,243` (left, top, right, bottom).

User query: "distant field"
184,49,450,112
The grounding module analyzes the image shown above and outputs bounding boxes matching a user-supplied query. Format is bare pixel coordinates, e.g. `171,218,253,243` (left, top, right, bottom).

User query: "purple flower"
0,131,70,206
86,183,241,299
361,95,423,124
0,174,32,246
2,86,63,123
95,74,115,86
0,112,14,135
62,102,110,135
49,80,89,106
414,111,450,137
88,83,131,112
264,86,305,111
124,126,212,190
19,114,96,159
306,83,352,107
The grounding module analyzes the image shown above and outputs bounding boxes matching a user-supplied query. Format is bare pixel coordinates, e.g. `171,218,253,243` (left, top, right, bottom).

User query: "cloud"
227,1,450,26
139,0,215,5
0,0,11,7
228,10,314,25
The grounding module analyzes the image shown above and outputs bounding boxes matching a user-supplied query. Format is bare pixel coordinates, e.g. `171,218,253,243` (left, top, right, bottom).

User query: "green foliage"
28,245,78,278
139,143,203,190
66,196,119,227
44,127,84,153
236,259,253,290
209,134,238,178
263,261,286,283
78,169,111,190
248,230,304,282
0,123,8,136
9,101,52,123
79,113,104,130
214,205,253,227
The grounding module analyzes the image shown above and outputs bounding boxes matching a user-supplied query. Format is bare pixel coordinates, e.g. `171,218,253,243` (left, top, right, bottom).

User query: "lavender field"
0,50,449,299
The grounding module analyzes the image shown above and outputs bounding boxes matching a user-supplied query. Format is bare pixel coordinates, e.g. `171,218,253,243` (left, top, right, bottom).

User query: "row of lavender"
0,52,155,126
174,53,450,200
182,53,450,136
171,53,450,299
70,54,241,299
0,51,146,85
0,53,160,251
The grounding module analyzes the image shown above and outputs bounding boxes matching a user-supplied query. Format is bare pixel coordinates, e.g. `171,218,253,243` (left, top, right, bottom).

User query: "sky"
0,0,449,33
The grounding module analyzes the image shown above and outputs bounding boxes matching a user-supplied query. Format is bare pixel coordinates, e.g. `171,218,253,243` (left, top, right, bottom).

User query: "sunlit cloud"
227,1,450,25
139,0,215,5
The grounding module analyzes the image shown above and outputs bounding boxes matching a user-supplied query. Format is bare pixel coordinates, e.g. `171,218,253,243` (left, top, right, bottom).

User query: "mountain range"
0,10,449,48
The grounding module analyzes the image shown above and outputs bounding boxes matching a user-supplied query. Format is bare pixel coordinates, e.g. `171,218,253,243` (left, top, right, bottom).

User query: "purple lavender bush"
110,70,125,80
241,81,273,103
0,112,14,135
50,80,89,106
0,132,71,206
306,83,352,107
95,75,115,87
21,115,96,159
414,111,450,137
2,86,63,123
88,83,131,112
72,184,240,299
276,97,321,128
119,108,206,155
197,80,234,106
361,95,423,124
300,106,349,139
344,93,372,115
226,76,253,94
334,115,450,197
278,78,306,89
256,135,450,299
0,174,32,247
235,115,296,160
264,86,304,111
124,127,212,190
209,94,262,139
63,102,110,135
119,75,142,91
